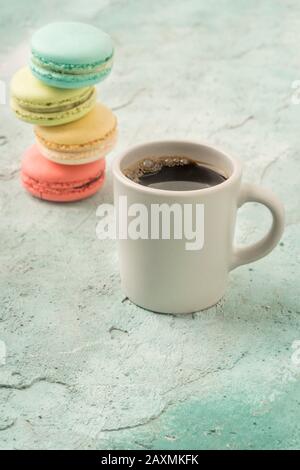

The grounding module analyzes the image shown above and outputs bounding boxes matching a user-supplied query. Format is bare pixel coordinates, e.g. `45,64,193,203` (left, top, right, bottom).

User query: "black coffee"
123,156,227,191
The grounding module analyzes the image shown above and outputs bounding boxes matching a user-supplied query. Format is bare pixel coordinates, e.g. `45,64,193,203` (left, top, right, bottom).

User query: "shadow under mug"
113,140,285,314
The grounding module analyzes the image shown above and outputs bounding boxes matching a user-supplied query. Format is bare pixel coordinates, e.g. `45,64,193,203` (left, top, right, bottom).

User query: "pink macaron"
21,145,105,202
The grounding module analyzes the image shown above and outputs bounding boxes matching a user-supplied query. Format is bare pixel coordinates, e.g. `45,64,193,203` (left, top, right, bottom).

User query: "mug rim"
113,139,242,196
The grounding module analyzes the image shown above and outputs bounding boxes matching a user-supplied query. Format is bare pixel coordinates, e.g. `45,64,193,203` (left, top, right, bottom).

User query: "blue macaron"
30,22,114,89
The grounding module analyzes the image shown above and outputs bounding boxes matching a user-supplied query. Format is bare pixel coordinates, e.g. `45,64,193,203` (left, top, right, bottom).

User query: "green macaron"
10,67,96,126
30,22,114,89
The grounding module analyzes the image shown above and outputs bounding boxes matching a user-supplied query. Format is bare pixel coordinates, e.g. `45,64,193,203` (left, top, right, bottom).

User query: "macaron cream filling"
31,64,111,85
15,88,96,113
22,172,104,195
31,51,113,74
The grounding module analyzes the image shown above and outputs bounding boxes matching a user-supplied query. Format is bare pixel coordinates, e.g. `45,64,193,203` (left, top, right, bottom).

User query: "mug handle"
230,183,285,270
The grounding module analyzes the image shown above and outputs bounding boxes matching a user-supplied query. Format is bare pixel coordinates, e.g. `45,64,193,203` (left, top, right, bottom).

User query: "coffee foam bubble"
123,156,192,183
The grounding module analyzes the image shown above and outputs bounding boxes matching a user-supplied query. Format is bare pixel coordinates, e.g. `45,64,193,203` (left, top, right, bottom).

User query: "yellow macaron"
35,103,117,165
11,67,96,126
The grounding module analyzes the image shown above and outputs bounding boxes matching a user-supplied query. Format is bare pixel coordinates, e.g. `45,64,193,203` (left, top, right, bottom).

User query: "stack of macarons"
11,22,117,202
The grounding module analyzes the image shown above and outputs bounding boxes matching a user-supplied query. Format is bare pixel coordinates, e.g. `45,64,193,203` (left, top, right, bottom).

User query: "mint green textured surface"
0,0,300,450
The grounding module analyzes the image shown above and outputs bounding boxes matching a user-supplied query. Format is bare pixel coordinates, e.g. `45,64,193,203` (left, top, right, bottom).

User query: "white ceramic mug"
113,141,285,314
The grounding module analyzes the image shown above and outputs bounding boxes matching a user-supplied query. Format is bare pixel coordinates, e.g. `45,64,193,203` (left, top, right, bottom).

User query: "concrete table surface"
0,0,299,450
